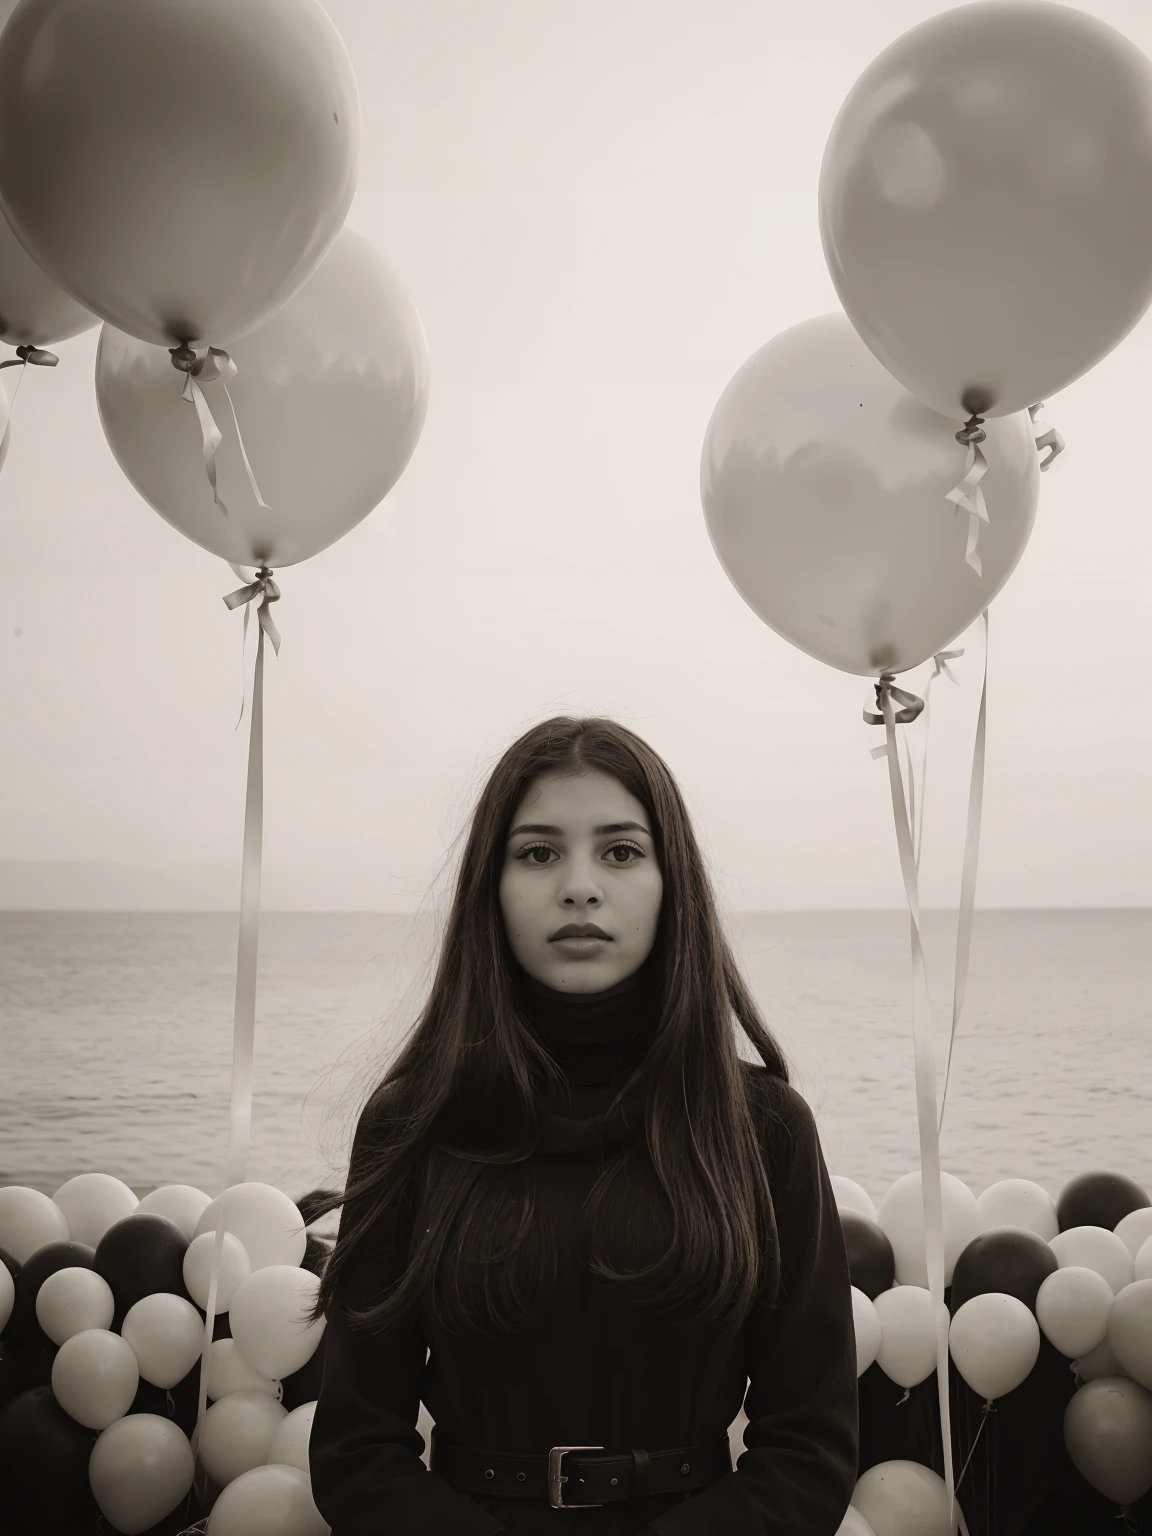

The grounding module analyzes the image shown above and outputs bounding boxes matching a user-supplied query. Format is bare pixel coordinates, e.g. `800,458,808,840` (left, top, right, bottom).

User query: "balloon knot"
14,343,58,367
955,413,986,447
169,343,198,372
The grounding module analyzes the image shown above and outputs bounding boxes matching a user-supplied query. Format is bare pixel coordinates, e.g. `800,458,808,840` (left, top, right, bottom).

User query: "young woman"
306,716,859,1535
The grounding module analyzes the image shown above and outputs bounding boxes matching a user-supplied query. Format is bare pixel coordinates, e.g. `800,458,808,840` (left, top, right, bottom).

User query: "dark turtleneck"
509,952,662,1155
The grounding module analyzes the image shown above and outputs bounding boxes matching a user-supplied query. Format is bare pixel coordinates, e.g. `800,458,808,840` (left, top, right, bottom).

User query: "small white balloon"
1113,1204,1152,1260
206,1337,282,1402
1050,1225,1134,1297
0,1184,70,1263
230,1265,325,1380
136,1184,213,1242
976,1179,1059,1243
1036,1266,1114,1359
268,1400,318,1472
206,1461,331,1535
51,1327,139,1429
876,1171,983,1289
52,1173,139,1248
199,1389,287,1487
184,1230,252,1312
873,1285,950,1390
90,1413,195,1535
832,1177,877,1223
0,1257,14,1333
194,1183,306,1270
121,1292,204,1388
1107,1277,1152,1391
35,1265,115,1344
949,1292,1041,1401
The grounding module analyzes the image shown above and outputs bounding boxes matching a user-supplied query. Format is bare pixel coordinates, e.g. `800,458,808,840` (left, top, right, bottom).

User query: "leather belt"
429,1426,732,1509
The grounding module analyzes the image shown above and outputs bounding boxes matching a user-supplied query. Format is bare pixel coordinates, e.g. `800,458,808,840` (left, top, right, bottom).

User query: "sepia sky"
0,0,1148,911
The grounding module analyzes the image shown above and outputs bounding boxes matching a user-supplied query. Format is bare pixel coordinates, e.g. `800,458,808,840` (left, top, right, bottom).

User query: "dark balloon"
1,1240,95,1349
839,1209,895,1299
300,1234,332,1278
949,1226,1058,1315
280,1327,326,1413
1056,1171,1150,1234
0,1385,101,1532
93,1213,189,1326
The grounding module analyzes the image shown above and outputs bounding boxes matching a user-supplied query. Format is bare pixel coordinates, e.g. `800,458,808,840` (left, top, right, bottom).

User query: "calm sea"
2,910,1149,1228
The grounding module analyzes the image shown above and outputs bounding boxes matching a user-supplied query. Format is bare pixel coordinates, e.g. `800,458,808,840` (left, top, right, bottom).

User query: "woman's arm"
641,1078,860,1536
308,1109,511,1535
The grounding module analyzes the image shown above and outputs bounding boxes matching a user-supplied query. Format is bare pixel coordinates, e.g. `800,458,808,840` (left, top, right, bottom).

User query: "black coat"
309,1059,859,1536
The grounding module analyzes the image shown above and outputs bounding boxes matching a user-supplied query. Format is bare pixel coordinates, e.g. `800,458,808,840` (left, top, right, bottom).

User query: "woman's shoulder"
738,1059,819,1164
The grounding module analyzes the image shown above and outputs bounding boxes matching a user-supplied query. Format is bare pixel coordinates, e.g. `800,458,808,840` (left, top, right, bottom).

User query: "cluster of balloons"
830,1165,1152,1535
701,0,1152,684
0,1174,334,1535
0,0,429,573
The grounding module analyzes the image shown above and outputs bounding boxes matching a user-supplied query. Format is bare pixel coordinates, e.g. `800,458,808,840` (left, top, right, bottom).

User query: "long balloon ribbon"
190,569,281,1501
170,344,274,524
936,613,988,1139
944,401,1063,579
944,418,989,577
868,672,959,1533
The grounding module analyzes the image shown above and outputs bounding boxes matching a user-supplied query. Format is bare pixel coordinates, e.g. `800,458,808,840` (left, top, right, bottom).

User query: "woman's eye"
519,845,555,866
515,841,643,866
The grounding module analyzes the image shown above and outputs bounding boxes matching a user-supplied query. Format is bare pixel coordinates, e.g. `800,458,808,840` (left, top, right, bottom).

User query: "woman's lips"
550,936,610,956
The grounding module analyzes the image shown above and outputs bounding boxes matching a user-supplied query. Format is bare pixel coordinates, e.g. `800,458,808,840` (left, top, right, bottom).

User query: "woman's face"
499,769,663,994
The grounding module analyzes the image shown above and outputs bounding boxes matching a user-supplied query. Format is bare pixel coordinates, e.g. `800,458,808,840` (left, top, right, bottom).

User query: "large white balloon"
875,1171,983,1288
136,1184,213,1242
95,227,429,570
35,1265,115,1345
230,1266,325,1380
52,1173,139,1248
0,1184,70,1262
121,1292,204,1388
199,1389,287,1487
700,312,1038,679
1036,1266,1114,1360
184,1229,251,1312
205,1337,282,1403
206,1461,331,1535
51,1328,139,1429
193,1184,307,1271
268,1400,318,1473
975,1179,1059,1243
89,1413,196,1535
1050,1225,1135,1297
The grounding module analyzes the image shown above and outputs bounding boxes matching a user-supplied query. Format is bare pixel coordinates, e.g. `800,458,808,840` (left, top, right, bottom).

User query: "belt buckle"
547,1444,605,1509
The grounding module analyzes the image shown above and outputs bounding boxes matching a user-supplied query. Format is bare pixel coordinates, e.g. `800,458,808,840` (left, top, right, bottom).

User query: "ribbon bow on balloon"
945,403,1064,578
170,343,274,523
944,416,990,578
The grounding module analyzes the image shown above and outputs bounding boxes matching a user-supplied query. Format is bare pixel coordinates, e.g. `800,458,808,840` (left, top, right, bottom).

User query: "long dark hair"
306,716,794,1339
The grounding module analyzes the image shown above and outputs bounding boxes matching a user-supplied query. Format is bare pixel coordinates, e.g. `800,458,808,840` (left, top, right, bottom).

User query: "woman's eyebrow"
506,820,651,839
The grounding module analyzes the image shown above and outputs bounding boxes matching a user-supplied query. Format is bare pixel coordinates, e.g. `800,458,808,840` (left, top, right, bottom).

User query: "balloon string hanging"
188,567,281,1503
169,343,274,522
862,616,990,1536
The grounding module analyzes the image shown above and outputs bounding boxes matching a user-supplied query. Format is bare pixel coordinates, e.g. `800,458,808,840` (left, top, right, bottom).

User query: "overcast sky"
0,0,1148,912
